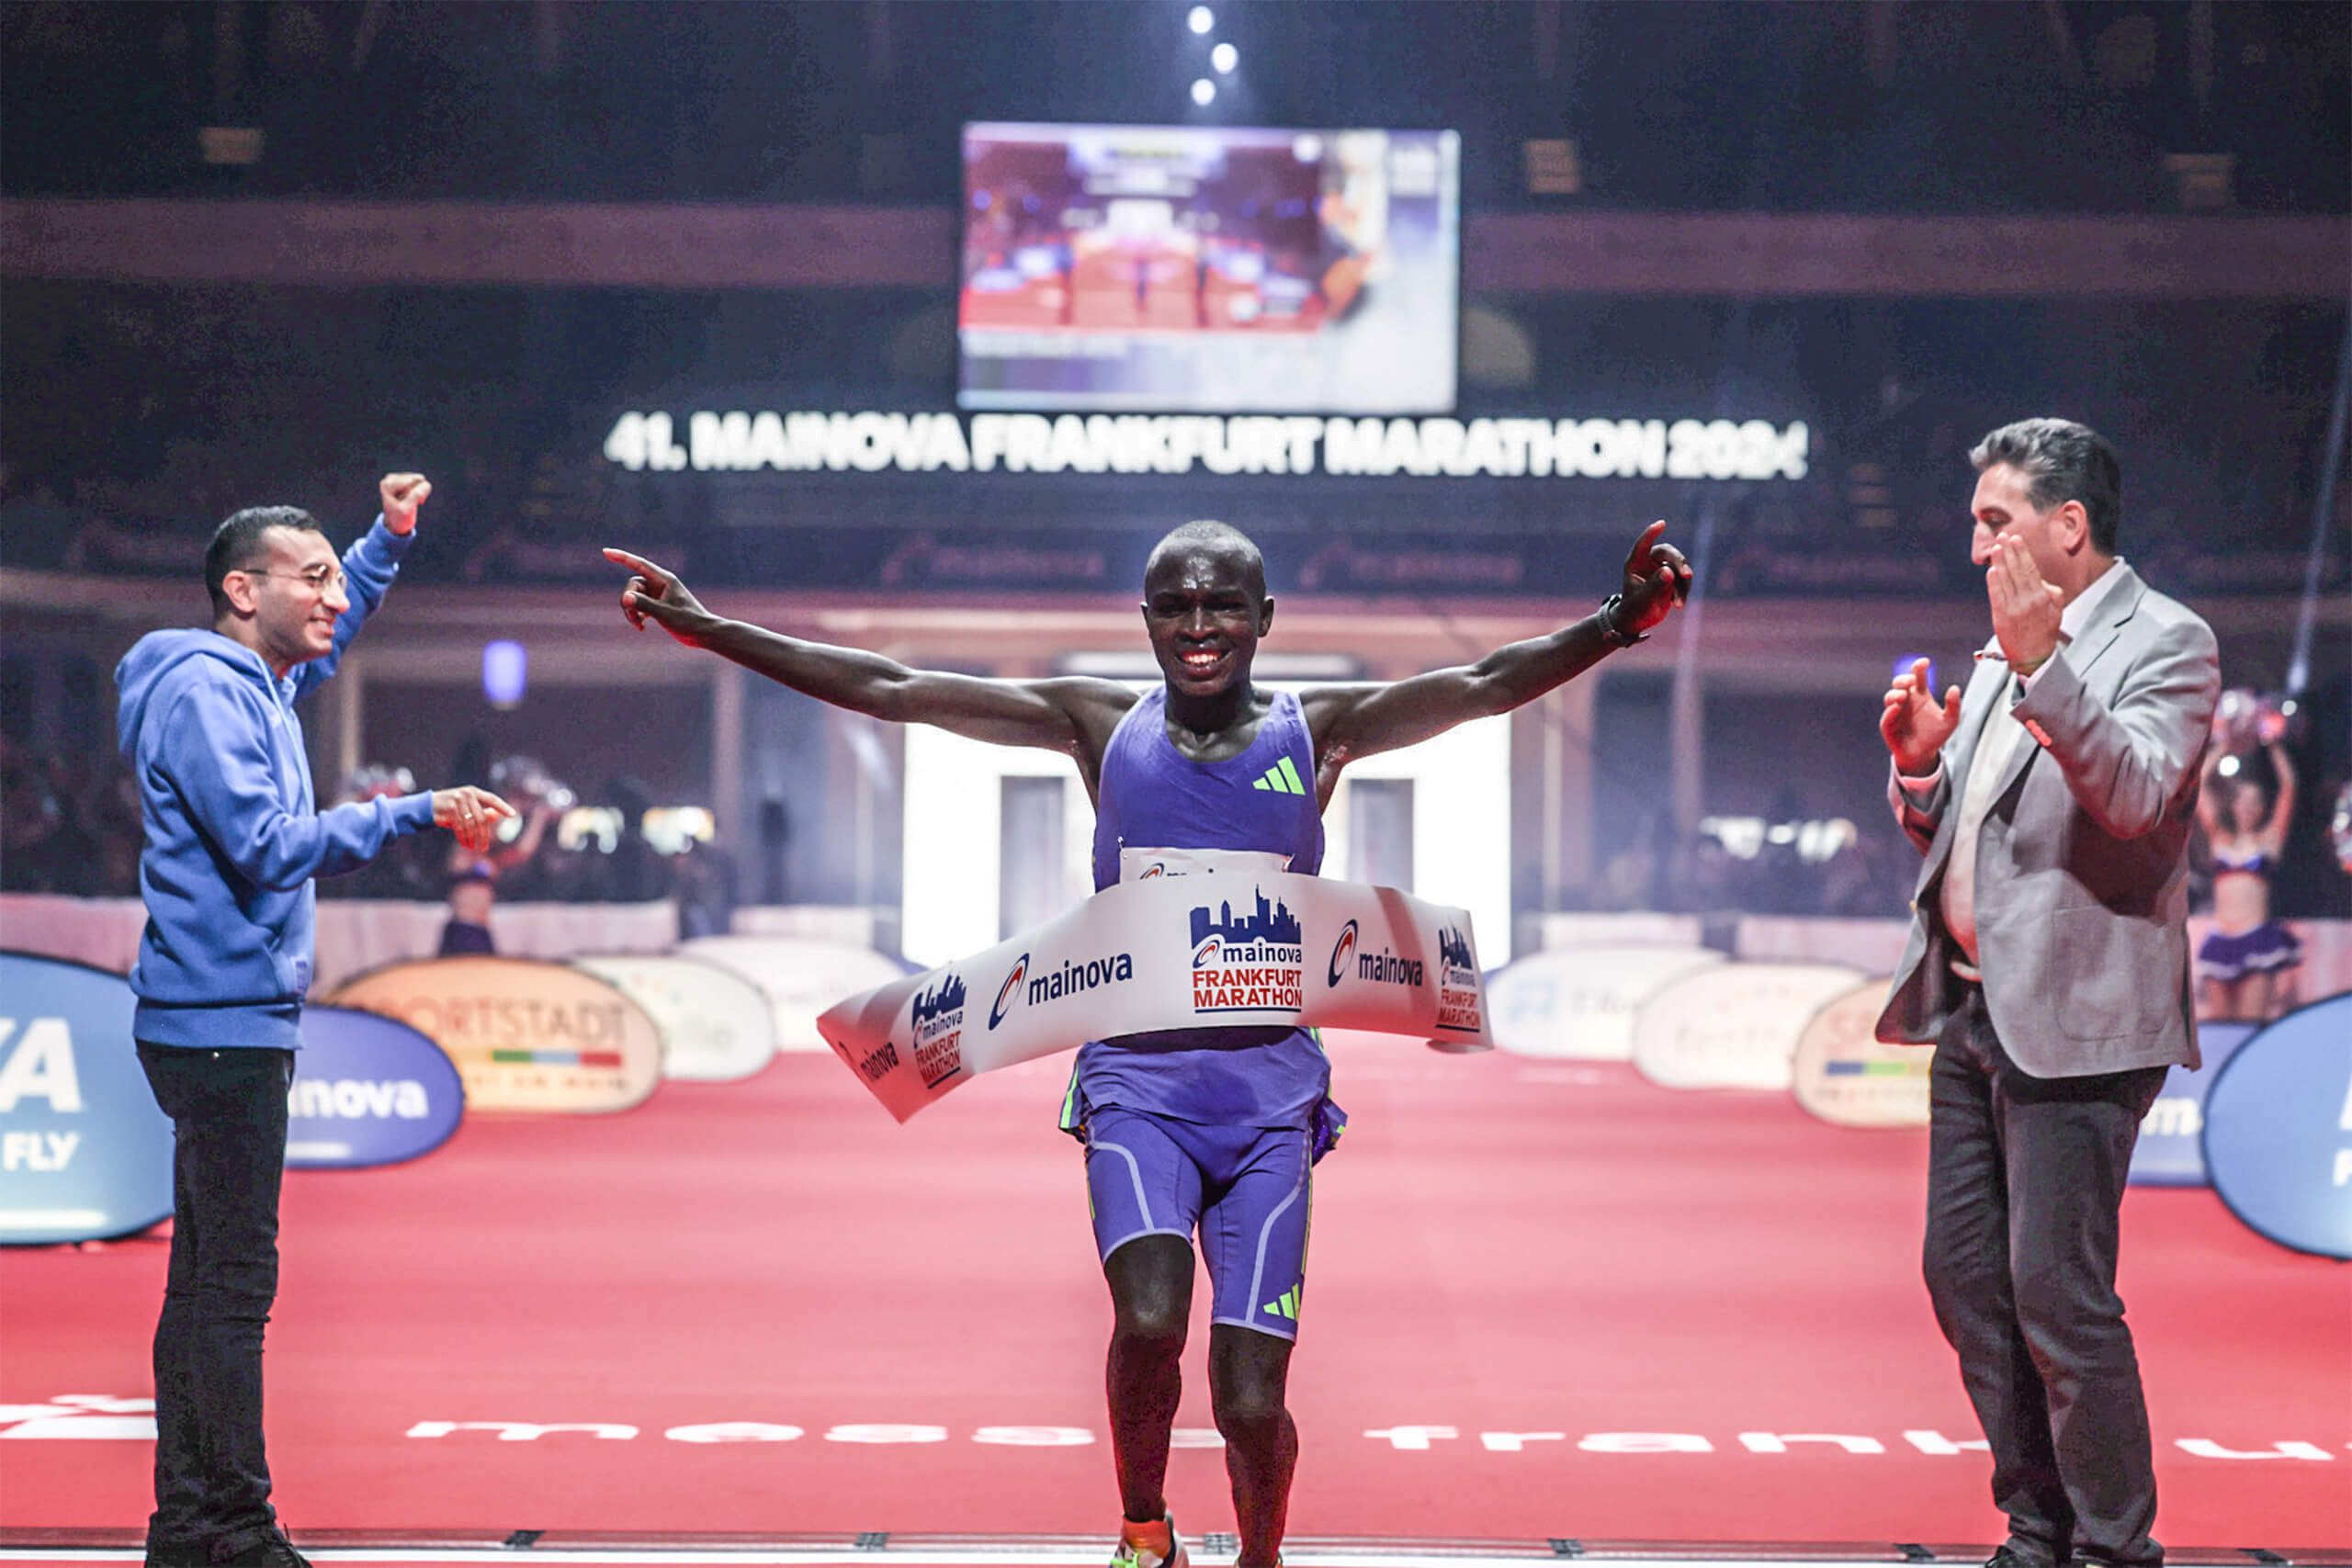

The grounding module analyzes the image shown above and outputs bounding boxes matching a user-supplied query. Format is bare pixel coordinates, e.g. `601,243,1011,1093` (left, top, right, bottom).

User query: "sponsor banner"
9,1394,2344,1465
1791,980,1924,1128
1734,916,1915,974
676,936,913,1055
2200,996,2352,1258
605,410,1811,484
1486,944,1726,1061
286,1007,465,1168
0,952,171,1244
1633,963,1866,1091
328,957,662,1116
2127,1021,2257,1188
573,954,779,1083
820,874,1489,1122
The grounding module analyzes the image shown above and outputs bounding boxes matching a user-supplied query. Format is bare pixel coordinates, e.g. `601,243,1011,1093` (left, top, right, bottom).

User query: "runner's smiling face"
1142,543,1272,702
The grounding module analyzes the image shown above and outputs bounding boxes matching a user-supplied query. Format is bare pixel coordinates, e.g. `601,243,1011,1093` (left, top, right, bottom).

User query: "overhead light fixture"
1187,6,1214,35
481,641,527,709
1191,77,1216,107
1211,41,1238,73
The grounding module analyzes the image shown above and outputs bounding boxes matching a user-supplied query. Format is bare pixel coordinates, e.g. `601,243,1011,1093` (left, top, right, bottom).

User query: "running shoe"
1109,1514,1188,1568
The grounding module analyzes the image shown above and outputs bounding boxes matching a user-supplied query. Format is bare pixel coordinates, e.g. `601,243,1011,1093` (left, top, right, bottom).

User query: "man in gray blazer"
1877,419,2219,1568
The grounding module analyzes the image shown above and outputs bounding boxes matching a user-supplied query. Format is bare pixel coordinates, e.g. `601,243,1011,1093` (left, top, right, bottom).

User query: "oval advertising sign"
2126,1021,2256,1189
2200,995,2352,1259
286,1006,465,1168
677,936,914,1054
572,954,778,1083
329,957,662,1115
0,952,171,1244
1633,962,1865,1091
1790,979,1926,1128
1485,944,1727,1061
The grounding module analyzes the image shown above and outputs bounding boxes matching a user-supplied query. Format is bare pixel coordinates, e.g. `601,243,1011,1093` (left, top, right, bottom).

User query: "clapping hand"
1881,658,1961,777
1986,534,2063,675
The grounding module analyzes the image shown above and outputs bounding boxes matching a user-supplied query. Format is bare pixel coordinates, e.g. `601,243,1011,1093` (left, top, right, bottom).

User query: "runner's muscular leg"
1209,1322,1296,1568
1105,1235,1194,1525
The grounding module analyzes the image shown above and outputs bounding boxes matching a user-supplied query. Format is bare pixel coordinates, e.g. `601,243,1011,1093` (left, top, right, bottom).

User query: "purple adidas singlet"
1062,686,1332,1131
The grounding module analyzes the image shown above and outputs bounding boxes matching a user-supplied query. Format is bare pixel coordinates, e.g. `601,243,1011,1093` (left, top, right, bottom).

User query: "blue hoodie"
114,517,437,1051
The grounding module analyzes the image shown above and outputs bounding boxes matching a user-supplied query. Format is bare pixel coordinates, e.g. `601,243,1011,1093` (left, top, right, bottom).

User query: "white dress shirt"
1917,558,2129,966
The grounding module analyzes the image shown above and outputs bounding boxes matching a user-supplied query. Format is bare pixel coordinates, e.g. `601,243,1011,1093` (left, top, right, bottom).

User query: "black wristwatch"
1596,592,1649,648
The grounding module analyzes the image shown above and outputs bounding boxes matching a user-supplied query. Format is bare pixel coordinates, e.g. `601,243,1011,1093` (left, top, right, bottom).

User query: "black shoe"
1984,1551,2063,1568
142,1545,209,1568
212,1532,313,1568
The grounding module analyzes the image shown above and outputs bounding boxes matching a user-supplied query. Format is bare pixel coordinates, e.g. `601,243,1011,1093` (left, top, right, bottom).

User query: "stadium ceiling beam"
2,199,2343,299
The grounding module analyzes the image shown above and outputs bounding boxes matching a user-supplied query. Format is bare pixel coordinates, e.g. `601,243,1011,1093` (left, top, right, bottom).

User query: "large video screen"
959,122,1460,415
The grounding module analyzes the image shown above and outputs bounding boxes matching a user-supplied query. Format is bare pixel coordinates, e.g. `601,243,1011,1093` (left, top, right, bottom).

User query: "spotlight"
1187,6,1213,34
481,640,527,709
2218,754,2242,778
1211,41,1238,73
1191,77,1216,106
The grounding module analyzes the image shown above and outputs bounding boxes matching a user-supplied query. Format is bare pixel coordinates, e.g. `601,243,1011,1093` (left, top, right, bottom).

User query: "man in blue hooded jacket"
115,474,512,1568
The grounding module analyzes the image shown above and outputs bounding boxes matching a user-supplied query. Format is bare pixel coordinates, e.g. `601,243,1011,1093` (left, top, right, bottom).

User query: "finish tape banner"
0,953,172,1245
329,957,663,1115
819,873,1489,1122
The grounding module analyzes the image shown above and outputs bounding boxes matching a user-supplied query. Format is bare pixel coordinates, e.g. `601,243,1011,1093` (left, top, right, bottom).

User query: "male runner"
604,519,1690,1565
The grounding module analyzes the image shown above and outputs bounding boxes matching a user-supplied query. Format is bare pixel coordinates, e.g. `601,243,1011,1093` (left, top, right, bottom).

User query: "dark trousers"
1924,985,2169,1566
137,1044,294,1556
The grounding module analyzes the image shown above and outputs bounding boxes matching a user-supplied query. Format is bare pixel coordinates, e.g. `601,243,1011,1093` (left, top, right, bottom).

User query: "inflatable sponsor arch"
2199,994,2352,1259
1789,979,1924,1128
328,956,662,1115
573,953,779,1083
0,952,172,1244
677,935,914,1055
1632,962,1865,1091
287,1006,466,1168
1485,943,1728,1061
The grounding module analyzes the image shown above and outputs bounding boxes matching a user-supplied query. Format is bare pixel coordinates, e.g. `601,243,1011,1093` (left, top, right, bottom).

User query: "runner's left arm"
1301,522,1689,797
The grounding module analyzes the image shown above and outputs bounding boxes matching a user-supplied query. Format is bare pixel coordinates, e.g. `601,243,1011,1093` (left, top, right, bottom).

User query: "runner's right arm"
602,548,1134,763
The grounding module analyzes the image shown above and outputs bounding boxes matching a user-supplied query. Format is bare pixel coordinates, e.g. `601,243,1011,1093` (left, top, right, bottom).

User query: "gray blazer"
1874,564,2221,1077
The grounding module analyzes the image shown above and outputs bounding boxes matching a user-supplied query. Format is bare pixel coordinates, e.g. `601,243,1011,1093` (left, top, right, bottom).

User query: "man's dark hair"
1145,519,1267,598
204,506,323,618
1969,418,2121,554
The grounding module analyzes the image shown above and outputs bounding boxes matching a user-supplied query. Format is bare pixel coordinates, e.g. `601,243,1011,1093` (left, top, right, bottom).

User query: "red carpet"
4,1039,2346,1545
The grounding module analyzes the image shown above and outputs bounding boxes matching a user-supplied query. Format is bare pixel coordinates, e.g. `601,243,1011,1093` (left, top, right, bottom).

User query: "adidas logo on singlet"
1251,757,1308,795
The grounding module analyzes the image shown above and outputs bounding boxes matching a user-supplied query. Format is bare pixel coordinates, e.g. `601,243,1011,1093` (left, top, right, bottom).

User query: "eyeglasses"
238,564,347,593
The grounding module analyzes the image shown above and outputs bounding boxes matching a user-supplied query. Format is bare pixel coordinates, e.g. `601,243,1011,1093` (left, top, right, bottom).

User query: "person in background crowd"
1877,419,2217,1568
2195,740,2301,1020
605,514,1690,1568
672,833,739,940
436,868,498,955
115,474,514,1568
